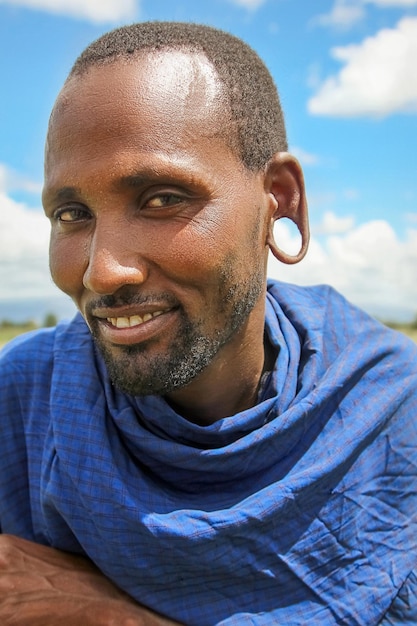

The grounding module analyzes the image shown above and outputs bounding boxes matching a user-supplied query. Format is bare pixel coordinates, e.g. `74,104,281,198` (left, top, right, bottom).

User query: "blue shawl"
1,280,417,624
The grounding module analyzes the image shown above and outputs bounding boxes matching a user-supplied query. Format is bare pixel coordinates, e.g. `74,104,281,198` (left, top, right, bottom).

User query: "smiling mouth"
106,310,165,328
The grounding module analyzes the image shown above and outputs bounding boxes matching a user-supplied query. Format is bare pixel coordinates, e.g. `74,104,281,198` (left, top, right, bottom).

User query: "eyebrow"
43,166,204,206
116,169,199,189
117,174,157,189
43,185,82,205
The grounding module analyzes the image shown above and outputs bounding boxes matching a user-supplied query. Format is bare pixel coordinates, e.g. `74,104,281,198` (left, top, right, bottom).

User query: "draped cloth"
1,281,417,625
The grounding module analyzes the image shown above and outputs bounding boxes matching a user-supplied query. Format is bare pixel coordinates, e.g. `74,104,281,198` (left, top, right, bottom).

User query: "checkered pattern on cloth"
1,280,417,625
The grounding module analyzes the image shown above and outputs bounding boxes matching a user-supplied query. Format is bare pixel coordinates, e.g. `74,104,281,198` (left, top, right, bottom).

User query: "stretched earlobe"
267,213,310,265
265,153,310,265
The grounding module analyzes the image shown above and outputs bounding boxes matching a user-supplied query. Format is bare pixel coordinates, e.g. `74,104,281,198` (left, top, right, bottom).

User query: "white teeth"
107,311,164,328
115,317,131,329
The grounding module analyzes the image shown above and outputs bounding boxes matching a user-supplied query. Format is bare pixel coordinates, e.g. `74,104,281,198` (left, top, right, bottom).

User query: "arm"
0,535,181,626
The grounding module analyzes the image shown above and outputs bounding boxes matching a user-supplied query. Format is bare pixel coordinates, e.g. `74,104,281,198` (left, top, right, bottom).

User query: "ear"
264,152,309,265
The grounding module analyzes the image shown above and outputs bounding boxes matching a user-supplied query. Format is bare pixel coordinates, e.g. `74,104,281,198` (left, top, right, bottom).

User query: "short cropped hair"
69,22,288,171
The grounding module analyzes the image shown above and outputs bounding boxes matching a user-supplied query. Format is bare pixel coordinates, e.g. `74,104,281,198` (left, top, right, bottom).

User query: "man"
0,21,416,626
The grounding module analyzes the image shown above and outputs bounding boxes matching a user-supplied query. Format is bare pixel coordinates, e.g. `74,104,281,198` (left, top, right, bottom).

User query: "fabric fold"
1,280,416,624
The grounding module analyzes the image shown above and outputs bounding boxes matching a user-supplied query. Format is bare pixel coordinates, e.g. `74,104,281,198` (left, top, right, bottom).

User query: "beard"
93,313,227,396
90,275,264,396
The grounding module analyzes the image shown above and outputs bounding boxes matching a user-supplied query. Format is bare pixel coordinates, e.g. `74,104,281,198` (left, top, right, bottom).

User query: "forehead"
47,50,228,153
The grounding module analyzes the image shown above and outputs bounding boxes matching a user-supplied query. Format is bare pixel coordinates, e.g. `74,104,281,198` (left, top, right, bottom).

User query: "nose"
82,223,147,295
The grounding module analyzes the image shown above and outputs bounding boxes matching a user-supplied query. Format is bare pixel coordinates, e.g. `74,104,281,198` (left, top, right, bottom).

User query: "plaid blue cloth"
1,281,417,625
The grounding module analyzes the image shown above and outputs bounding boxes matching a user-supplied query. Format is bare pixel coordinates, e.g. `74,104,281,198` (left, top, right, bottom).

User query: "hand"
0,534,181,625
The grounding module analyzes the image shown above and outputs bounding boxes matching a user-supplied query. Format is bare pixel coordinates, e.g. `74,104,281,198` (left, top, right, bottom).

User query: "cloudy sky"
0,0,416,322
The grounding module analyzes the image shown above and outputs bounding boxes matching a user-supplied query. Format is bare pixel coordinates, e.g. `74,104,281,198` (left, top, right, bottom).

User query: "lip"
92,306,177,346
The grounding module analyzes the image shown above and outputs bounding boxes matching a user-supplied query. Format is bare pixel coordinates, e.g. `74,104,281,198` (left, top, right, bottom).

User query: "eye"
143,193,184,209
53,206,91,223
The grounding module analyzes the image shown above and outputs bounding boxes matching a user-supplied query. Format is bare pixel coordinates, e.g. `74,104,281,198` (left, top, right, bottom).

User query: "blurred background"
0,0,416,337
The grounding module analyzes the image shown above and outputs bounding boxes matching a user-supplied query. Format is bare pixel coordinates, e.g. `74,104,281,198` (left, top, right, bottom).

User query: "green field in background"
1,321,416,351
0,323,37,348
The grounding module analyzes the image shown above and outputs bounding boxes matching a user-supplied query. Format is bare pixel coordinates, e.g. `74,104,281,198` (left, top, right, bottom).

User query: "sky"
0,0,416,323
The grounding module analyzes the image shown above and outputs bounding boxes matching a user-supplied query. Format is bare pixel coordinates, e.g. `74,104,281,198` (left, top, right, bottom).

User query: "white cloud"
313,0,417,31
306,63,323,90
366,0,417,6
0,181,76,321
290,146,320,167
312,0,365,30
308,17,417,117
0,163,42,195
267,219,417,321
227,0,267,9
0,191,56,300
313,210,355,235
0,0,138,23
405,212,417,223
343,188,360,201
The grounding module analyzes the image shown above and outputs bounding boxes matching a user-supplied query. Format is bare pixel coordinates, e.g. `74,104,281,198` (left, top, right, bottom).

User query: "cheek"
158,220,230,282
166,205,265,283
49,234,86,297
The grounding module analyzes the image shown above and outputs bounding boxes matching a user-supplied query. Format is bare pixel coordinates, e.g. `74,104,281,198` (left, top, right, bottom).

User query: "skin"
0,49,308,623
0,534,181,625
43,50,285,425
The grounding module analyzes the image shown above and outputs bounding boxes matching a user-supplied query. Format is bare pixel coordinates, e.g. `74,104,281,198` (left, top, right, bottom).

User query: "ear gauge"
264,154,310,264
267,215,310,265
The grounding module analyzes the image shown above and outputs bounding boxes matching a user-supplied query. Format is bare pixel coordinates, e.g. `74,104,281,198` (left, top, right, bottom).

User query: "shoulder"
0,314,90,400
1,325,56,369
1,319,63,376
266,279,417,361
267,279,373,327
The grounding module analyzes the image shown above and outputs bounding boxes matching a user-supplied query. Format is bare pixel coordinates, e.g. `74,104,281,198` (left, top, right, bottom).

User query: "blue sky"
0,0,416,322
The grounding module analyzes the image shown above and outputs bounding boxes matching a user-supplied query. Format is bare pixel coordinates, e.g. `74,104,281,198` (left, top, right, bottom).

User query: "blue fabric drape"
1,281,416,625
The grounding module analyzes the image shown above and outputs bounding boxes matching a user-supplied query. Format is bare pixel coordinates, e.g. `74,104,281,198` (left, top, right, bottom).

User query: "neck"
166,329,275,427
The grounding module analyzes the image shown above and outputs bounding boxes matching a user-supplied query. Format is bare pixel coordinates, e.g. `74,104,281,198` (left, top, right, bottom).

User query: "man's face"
43,51,272,397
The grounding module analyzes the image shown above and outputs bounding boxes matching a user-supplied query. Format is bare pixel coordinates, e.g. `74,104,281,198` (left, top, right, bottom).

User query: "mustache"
85,292,180,316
